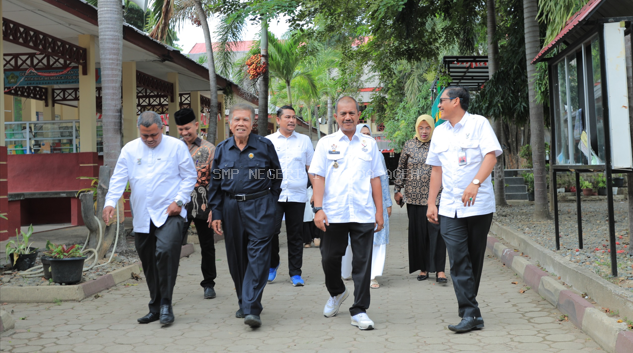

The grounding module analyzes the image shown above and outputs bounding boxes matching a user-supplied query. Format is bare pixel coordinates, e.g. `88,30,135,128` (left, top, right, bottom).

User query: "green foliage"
519,144,533,168
522,172,534,193
580,177,593,190
595,173,607,189
5,225,35,265
383,81,433,152
538,0,588,44
49,244,84,259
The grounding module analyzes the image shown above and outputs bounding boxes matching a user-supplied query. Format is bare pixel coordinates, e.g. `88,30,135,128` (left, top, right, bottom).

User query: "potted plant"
580,178,593,196
5,225,38,271
522,172,535,201
48,244,86,284
596,174,607,196
613,174,625,187
40,241,56,280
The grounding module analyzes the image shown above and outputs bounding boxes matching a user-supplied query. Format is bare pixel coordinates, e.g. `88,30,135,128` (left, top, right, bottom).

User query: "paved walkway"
0,204,604,352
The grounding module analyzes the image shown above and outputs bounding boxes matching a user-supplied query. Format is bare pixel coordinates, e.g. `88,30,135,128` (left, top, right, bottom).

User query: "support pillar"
215,93,226,145
23,99,37,121
43,87,55,120
167,72,179,136
78,34,97,152
190,91,201,136
122,62,138,144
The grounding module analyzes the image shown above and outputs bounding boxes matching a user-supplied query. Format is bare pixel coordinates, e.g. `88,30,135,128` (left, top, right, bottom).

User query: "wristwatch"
312,206,323,214
176,200,183,207
472,179,481,186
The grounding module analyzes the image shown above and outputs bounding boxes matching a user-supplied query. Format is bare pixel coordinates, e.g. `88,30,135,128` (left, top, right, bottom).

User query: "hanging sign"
4,68,101,87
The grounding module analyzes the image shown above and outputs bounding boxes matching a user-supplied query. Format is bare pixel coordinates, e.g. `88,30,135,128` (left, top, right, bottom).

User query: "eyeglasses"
439,97,457,102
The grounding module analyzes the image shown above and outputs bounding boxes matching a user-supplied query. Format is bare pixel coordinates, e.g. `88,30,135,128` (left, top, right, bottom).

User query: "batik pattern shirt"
394,138,440,206
185,137,216,219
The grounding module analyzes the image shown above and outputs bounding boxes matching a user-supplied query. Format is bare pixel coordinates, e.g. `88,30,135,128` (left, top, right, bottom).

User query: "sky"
176,16,291,54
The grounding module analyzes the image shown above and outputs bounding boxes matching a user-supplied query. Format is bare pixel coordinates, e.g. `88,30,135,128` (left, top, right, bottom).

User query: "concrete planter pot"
49,257,86,284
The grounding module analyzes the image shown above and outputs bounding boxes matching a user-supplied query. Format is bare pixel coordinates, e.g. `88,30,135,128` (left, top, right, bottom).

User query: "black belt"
226,190,270,202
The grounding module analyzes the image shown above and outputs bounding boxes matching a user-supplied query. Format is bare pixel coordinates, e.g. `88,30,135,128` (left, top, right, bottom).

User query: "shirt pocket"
430,142,449,154
459,140,482,165
214,161,234,180
355,153,373,177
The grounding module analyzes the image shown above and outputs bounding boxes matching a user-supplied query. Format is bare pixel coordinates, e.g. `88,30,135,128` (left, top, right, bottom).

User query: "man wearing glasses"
426,86,502,333
103,111,197,327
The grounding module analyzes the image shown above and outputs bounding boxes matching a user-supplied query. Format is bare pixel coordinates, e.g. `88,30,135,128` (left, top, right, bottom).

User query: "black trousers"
222,193,276,316
440,213,494,319
181,217,217,288
302,221,322,244
270,201,306,276
407,204,446,274
320,222,374,316
135,216,185,313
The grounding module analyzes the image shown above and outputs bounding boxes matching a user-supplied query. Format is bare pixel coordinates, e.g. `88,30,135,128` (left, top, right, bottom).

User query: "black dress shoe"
448,317,484,333
244,314,262,328
204,287,216,299
159,305,175,326
137,312,160,324
436,276,448,284
417,274,429,281
236,308,245,318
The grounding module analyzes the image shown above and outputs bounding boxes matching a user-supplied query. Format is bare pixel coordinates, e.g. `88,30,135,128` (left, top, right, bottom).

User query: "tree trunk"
257,22,269,136
286,80,293,106
194,0,219,145
487,0,508,207
523,0,549,219
98,0,123,170
314,105,320,140
327,96,333,134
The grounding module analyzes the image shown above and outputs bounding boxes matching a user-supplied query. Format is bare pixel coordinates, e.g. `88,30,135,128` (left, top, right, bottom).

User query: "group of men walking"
103,88,500,334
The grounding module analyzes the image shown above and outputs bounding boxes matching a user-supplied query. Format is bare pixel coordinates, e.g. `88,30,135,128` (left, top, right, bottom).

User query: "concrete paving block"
0,309,15,332
538,276,566,307
616,330,633,353
557,290,594,329
500,248,518,267
80,274,116,297
582,307,627,353
0,285,84,303
486,236,499,253
110,262,142,284
493,241,506,259
523,265,548,289
180,243,194,258
511,256,530,278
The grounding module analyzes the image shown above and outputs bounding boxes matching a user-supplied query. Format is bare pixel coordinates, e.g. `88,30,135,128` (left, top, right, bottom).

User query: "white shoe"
351,313,375,330
323,289,349,318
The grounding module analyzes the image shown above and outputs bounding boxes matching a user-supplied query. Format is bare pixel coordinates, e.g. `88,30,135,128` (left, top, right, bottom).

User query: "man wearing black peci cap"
175,108,218,300
207,103,283,328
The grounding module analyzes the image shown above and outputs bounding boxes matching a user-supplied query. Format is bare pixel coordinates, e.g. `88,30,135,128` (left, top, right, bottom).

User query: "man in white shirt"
426,86,502,333
103,111,197,327
309,96,385,330
266,106,314,286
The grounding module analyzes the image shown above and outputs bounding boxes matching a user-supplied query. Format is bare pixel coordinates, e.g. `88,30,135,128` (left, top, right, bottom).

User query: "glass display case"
5,120,104,154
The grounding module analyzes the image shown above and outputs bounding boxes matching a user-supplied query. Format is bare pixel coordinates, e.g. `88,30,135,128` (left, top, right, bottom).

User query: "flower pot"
598,187,607,196
582,188,593,196
613,177,624,187
41,255,53,280
528,192,534,201
12,250,39,271
49,257,86,284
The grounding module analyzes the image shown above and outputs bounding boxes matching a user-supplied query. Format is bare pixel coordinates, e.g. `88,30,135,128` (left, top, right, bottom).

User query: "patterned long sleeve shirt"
394,138,440,206
185,137,216,219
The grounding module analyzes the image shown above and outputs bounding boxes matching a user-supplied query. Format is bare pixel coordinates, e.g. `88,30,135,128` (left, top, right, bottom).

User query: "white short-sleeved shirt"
426,112,502,218
308,129,386,223
266,131,314,202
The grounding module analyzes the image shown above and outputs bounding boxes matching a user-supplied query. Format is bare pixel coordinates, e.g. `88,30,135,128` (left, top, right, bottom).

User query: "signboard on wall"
4,68,101,87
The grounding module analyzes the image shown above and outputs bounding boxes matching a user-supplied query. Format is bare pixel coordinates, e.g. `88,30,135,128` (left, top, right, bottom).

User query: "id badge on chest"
458,148,467,166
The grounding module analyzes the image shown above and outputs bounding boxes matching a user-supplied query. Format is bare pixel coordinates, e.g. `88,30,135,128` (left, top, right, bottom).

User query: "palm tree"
524,0,549,219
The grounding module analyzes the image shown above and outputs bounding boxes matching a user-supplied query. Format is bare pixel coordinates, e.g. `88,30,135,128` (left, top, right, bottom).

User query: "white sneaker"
351,313,375,330
323,289,349,318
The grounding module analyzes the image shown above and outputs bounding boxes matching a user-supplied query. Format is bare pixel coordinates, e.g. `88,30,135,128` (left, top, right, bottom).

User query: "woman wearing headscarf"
341,124,392,289
394,115,447,284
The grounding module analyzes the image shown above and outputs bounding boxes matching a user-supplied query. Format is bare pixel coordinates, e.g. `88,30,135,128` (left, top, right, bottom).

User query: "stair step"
505,185,527,193
506,193,529,200
505,177,526,185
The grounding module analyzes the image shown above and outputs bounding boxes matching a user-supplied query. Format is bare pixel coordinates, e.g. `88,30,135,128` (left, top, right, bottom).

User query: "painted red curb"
500,248,518,268
523,264,548,289
616,330,633,353
557,290,594,329
180,243,194,258
486,236,499,252
80,274,116,297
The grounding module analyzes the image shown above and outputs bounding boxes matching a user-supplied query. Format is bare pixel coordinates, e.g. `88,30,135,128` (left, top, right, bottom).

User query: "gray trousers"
135,216,185,313
439,213,493,319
